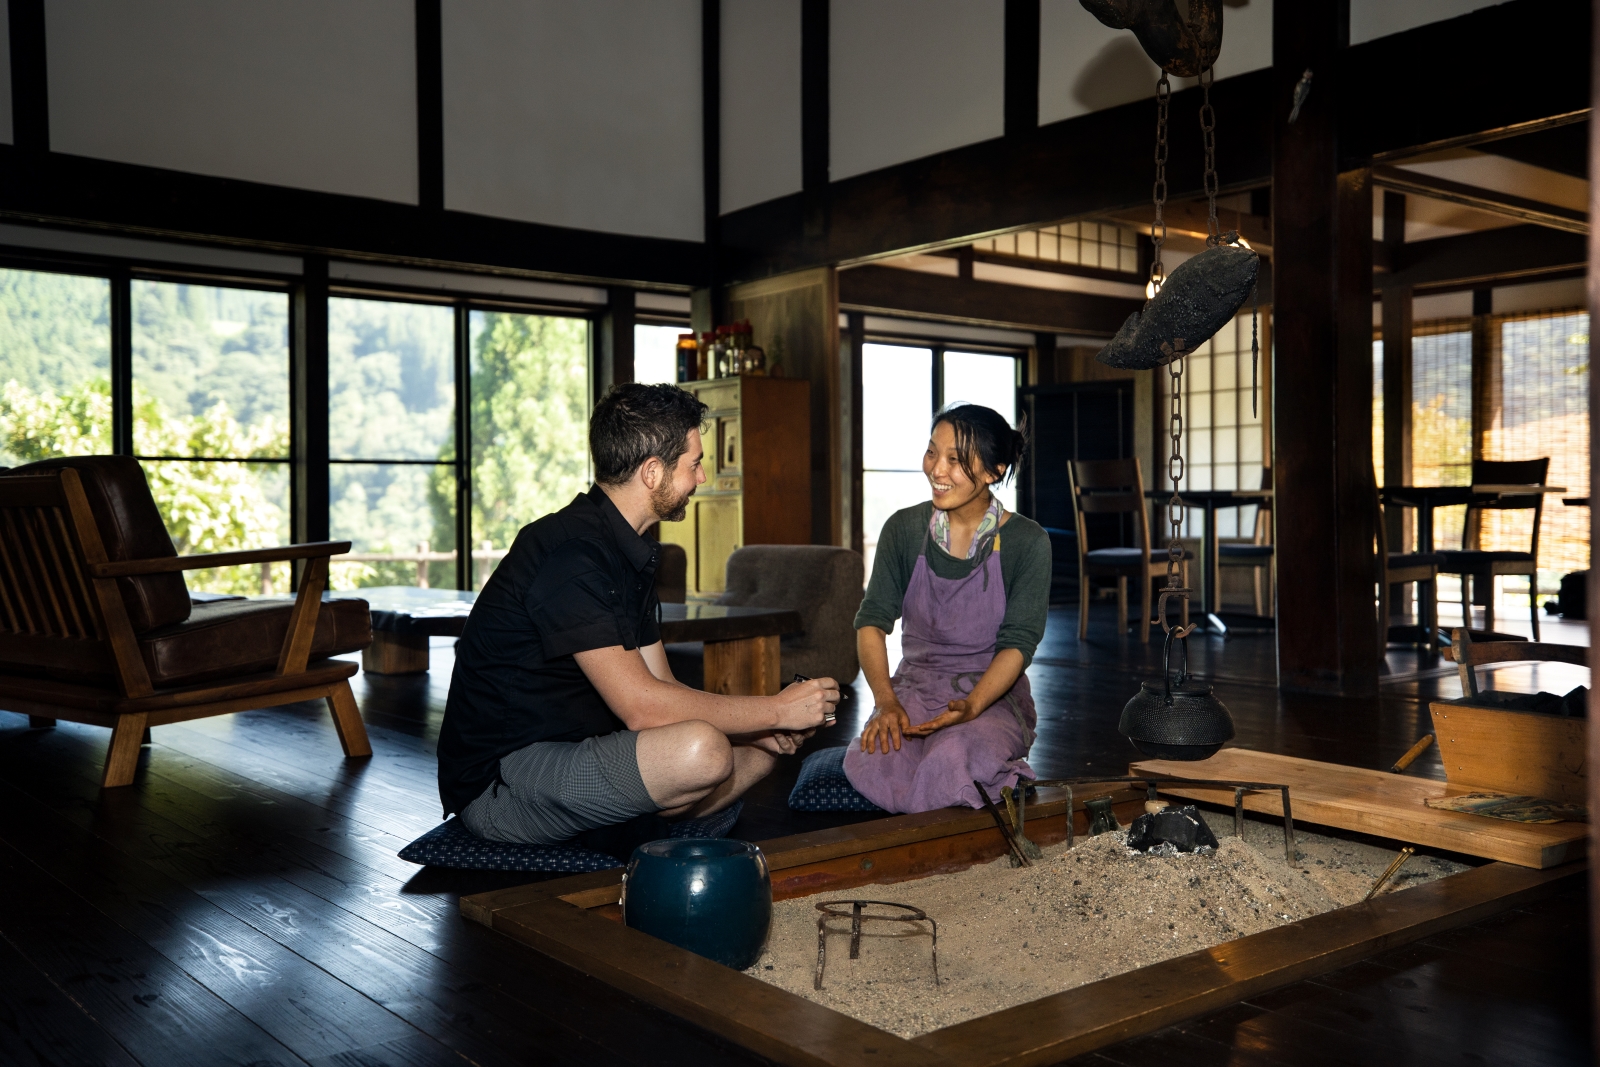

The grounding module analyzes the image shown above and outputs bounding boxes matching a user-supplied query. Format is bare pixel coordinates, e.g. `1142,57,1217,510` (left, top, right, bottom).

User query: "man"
438,382,839,853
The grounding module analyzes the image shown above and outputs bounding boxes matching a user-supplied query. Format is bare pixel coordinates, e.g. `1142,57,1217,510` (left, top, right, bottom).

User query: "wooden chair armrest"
89,541,353,578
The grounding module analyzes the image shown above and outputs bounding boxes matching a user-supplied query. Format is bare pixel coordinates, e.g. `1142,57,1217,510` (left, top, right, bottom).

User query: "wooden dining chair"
1377,484,1442,657
1436,457,1548,640
1217,467,1273,615
1068,457,1189,642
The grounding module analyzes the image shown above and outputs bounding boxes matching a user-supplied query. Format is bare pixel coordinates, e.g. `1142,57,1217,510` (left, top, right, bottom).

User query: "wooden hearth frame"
461,785,1583,1067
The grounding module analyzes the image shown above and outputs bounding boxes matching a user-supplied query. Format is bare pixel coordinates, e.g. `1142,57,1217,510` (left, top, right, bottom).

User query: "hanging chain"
1199,65,1220,246
1149,73,1170,294
1165,355,1185,590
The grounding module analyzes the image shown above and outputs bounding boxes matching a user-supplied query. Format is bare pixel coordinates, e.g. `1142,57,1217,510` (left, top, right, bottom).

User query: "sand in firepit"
745,812,1470,1038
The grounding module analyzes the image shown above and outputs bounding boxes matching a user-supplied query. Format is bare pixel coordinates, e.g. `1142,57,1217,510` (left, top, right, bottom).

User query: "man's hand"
772,677,840,731
860,699,912,754
749,728,815,757
902,698,983,738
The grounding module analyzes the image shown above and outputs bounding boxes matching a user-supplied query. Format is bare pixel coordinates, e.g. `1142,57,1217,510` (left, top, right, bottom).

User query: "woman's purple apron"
843,530,1036,812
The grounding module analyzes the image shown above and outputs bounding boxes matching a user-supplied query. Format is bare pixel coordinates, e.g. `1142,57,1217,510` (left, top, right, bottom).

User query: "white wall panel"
45,0,416,202
444,0,703,242
830,0,1004,182
1350,0,1499,45
1039,0,1270,126
721,0,803,214
0,1,11,144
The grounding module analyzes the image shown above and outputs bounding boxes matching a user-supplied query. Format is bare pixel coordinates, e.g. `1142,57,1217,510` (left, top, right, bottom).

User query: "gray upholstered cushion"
719,545,864,684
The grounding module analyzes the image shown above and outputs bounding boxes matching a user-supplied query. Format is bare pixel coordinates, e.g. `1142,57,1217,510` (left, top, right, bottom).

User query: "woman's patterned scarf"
929,493,1002,559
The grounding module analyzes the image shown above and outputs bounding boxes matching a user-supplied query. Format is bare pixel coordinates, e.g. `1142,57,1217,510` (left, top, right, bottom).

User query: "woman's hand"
859,700,912,754
902,698,984,738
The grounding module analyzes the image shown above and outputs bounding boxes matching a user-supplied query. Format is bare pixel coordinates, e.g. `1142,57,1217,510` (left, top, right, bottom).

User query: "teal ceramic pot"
621,838,771,969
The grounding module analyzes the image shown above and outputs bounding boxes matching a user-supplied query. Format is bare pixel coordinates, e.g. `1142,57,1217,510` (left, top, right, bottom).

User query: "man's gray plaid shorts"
458,730,660,845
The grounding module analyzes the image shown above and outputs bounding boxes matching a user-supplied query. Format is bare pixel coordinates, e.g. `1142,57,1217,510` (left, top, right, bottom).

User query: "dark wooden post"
1271,0,1379,695
291,256,331,586
1587,0,1600,1033
1381,193,1414,617
846,312,866,553
598,287,636,397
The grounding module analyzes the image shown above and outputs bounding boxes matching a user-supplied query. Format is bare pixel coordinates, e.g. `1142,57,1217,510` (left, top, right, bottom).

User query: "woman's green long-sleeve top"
853,501,1052,668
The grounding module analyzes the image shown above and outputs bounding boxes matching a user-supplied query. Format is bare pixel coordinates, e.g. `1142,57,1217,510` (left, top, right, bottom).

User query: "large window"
634,323,687,385
1169,311,1267,538
1484,310,1589,591
328,297,458,590
468,310,590,588
0,267,111,465
133,280,291,594
860,341,1022,576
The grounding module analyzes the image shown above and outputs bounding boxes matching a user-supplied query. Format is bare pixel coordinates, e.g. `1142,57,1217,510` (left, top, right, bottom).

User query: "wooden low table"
462,774,1582,1067
336,587,801,695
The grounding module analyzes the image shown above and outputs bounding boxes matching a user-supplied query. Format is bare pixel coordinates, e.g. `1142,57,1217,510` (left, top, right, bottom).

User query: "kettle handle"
1160,627,1191,706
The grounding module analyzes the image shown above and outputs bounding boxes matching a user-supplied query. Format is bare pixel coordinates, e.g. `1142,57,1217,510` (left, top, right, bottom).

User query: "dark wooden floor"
0,605,1590,1066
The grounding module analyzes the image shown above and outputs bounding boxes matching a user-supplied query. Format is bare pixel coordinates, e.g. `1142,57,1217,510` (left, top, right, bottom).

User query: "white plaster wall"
0,1,11,144
830,0,1004,182
722,0,803,214
443,0,703,242
1349,0,1501,45
45,0,417,202
1039,0,1271,126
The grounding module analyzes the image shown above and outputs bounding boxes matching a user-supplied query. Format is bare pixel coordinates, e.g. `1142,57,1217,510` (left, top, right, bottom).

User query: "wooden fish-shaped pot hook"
1079,0,1222,78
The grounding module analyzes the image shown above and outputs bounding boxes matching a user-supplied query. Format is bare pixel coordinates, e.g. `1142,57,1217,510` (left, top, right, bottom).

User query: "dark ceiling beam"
1371,165,1587,236
0,147,705,289
837,264,1141,336
721,0,1588,284
1380,224,1587,292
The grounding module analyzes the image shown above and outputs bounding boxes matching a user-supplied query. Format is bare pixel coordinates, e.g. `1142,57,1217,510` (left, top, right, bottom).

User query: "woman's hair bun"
932,403,1026,487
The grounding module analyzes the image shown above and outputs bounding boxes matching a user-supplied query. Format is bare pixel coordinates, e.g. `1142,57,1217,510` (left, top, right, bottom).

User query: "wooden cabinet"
660,376,811,599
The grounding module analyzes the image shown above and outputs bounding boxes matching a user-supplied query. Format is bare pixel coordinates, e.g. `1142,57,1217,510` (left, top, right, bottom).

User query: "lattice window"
1168,311,1267,538
971,221,1141,274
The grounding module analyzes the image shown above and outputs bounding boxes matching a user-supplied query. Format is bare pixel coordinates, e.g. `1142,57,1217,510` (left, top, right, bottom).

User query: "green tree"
432,312,590,583
0,377,290,594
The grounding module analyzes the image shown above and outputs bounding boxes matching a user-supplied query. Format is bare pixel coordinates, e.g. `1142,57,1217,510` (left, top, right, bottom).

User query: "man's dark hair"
590,383,709,486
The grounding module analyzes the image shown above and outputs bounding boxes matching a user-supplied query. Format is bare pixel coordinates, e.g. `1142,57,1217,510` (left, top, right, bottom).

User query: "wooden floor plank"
302,1032,476,1067
0,931,142,1067
0,777,424,1063
0,730,594,1067
0,839,309,1067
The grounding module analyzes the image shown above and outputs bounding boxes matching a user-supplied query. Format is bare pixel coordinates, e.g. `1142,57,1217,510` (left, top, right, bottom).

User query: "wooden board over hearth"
1132,748,1586,868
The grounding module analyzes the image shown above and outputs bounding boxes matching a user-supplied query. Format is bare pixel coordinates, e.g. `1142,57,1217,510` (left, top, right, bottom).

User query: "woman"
843,404,1051,812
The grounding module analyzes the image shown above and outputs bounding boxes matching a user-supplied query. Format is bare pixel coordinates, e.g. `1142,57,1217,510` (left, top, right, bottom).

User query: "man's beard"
651,479,695,523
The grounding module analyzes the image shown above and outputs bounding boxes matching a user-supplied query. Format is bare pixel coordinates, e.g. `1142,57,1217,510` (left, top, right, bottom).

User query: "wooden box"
1428,700,1588,806
660,376,812,598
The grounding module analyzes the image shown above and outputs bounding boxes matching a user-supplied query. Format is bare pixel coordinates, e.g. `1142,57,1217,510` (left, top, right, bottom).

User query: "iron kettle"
1119,631,1234,761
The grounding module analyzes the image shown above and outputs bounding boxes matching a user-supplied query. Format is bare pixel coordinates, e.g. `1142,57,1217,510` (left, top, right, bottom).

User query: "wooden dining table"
335,586,801,695
1144,487,1273,634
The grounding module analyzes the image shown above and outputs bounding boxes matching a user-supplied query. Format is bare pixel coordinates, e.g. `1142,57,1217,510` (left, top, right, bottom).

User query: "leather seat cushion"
1218,544,1274,559
1436,550,1536,569
1086,547,1192,565
139,596,372,687
7,456,190,632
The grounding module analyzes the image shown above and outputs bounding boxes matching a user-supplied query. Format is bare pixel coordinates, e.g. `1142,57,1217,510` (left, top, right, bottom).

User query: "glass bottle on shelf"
675,333,697,383
700,331,717,380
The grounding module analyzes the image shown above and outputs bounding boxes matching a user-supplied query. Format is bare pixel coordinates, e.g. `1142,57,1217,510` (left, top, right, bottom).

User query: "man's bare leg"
636,720,734,814
673,743,776,818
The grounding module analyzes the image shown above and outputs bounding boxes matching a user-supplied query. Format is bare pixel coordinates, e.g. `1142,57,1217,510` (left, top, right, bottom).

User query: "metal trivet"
1016,776,1299,866
814,900,939,990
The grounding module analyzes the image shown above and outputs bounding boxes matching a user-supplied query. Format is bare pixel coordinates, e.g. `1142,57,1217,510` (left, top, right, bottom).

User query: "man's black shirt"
437,485,660,816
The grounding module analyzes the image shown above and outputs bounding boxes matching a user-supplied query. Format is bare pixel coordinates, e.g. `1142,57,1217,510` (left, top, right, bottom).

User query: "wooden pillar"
1381,193,1413,555
723,268,841,545
1271,0,1379,696
1032,331,1057,386
1470,287,1499,466
292,256,331,551
597,287,636,398
846,312,866,553
1587,0,1600,1032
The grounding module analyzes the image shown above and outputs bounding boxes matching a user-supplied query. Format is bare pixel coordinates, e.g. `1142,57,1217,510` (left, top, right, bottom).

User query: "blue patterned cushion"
398,801,744,872
788,746,883,812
